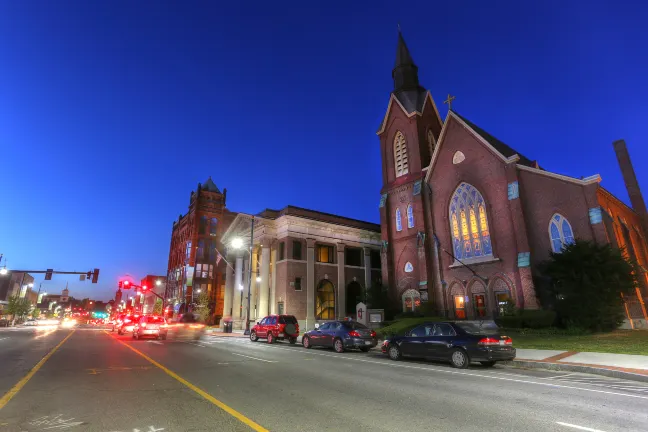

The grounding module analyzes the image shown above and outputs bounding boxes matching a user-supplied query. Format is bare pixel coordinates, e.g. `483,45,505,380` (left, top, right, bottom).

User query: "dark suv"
250,314,299,344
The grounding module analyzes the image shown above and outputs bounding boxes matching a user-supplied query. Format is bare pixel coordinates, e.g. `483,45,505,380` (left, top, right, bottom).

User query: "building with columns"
378,32,648,322
221,206,382,330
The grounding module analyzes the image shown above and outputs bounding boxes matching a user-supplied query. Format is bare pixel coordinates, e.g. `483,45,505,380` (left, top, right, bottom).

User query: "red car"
250,314,299,344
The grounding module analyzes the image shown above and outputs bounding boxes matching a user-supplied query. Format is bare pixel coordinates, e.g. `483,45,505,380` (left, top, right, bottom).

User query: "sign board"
185,265,194,287
356,302,367,326
367,309,385,329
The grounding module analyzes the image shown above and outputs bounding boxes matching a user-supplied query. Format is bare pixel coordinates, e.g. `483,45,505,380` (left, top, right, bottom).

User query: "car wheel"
289,337,297,344
387,344,402,360
250,331,258,342
333,338,344,353
480,361,496,367
161,334,167,340
302,336,312,349
360,347,371,352
267,332,274,344
450,348,470,369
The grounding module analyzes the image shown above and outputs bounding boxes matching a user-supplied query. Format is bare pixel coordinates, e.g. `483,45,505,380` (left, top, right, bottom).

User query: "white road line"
149,341,163,345
230,353,277,363
0,337,8,341
556,421,608,431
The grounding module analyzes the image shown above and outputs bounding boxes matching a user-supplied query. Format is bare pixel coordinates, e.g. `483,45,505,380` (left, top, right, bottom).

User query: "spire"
392,30,420,92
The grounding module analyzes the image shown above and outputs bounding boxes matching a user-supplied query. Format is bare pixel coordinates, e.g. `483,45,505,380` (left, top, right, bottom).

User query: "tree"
7,295,32,325
153,299,163,315
539,240,636,332
194,292,211,323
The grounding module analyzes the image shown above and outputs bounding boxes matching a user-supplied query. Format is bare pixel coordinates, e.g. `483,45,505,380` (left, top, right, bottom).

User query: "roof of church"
394,88,428,114
392,31,427,114
452,111,535,167
257,205,381,232
394,31,415,68
201,177,221,193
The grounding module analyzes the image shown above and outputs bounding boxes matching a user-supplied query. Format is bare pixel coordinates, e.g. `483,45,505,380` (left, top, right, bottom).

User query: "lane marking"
230,353,277,363
0,337,8,341
556,421,607,432
220,342,648,400
104,331,269,432
148,341,163,345
0,330,75,410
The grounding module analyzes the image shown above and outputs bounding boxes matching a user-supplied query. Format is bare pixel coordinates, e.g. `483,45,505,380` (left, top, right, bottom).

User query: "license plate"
499,340,505,345
145,330,156,334
278,333,284,337
365,341,372,345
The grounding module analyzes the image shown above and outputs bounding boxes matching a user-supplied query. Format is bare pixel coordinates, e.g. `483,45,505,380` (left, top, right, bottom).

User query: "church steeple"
392,31,420,92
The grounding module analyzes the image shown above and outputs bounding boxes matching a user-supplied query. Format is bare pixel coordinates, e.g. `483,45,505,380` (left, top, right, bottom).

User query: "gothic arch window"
427,129,436,156
393,131,409,177
395,208,403,232
401,288,421,312
316,280,335,320
549,214,575,253
407,204,414,228
449,183,493,260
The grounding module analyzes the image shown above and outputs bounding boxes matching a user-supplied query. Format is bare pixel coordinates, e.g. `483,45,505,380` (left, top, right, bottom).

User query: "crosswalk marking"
550,374,648,394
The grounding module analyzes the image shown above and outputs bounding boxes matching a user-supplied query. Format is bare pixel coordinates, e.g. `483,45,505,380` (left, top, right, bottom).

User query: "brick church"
378,32,648,320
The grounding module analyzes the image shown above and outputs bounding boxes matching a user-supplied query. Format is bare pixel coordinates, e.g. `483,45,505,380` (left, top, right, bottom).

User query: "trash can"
224,321,233,334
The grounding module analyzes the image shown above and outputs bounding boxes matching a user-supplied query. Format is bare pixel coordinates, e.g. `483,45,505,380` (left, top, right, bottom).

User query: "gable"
376,91,443,136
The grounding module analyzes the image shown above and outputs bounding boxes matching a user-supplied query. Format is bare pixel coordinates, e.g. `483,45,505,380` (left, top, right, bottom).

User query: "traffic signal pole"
5,268,100,283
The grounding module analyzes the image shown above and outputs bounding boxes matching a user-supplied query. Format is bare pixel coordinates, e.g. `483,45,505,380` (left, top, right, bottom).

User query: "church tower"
377,32,443,312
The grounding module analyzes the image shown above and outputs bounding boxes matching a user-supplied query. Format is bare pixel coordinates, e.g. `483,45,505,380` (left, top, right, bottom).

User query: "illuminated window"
549,214,575,253
393,131,409,177
395,208,402,232
449,183,493,260
317,245,334,263
407,205,414,228
316,280,335,320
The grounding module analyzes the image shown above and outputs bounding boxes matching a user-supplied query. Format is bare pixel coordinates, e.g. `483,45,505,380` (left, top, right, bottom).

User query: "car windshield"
455,321,500,335
279,316,297,324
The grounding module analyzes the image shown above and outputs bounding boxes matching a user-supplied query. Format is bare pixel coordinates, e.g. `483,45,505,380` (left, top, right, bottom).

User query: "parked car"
302,320,377,353
382,321,515,368
133,316,168,340
166,313,205,340
250,314,299,344
23,319,38,326
113,314,138,335
0,318,10,327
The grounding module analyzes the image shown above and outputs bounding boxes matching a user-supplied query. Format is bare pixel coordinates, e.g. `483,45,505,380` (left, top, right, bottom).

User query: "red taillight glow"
370,330,376,337
478,337,500,346
504,337,513,345
141,322,147,328
349,330,361,337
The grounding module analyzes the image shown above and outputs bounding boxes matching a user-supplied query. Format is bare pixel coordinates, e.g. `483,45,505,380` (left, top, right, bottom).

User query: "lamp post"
231,215,255,335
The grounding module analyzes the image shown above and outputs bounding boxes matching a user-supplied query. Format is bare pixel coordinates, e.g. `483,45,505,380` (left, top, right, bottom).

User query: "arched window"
316,280,335,320
402,288,421,312
210,218,218,235
449,183,493,260
549,214,575,253
393,131,409,177
197,239,205,260
427,129,436,155
395,208,402,232
407,204,414,228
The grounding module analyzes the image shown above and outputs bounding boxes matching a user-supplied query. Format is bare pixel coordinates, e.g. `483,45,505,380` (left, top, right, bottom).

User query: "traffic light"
118,281,123,289
92,268,99,283
45,269,53,280
141,285,148,292
124,281,130,288
87,271,92,280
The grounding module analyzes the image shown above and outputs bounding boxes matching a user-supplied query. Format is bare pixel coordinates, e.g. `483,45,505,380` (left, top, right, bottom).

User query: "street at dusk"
1,327,647,432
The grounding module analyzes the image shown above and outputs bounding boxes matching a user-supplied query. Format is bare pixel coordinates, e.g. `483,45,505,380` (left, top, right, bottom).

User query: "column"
232,256,243,319
242,258,250,326
337,243,346,319
363,246,372,293
259,245,271,317
222,259,234,323
249,251,258,319
270,247,277,314
306,238,316,329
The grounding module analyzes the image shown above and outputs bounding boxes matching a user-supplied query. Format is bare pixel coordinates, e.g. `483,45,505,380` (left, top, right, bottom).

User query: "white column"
242,259,250,325
259,246,271,317
248,254,257,320
223,259,234,324
232,257,243,319
364,247,372,294
306,238,316,329
337,243,346,319
270,247,277,314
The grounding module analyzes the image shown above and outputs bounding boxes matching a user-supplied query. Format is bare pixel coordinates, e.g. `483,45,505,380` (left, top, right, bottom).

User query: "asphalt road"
1,326,647,432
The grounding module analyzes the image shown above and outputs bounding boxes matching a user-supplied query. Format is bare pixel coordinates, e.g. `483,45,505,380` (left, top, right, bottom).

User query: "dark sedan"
381,321,515,368
303,320,378,353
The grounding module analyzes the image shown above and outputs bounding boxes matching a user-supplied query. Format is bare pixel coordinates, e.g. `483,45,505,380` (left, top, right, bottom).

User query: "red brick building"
165,178,237,322
379,33,648,322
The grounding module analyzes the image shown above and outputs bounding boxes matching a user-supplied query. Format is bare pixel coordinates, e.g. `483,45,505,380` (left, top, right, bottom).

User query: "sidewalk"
507,348,648,382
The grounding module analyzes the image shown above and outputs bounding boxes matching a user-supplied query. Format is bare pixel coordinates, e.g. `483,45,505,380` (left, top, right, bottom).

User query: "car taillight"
141,322,147,328
503,337,513,345
349,330,361,337
161,324,168,328
370,330,376,337
478,337,500,346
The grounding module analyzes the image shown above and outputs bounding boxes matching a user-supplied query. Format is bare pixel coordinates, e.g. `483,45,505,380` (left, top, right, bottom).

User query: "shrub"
495,315,523,329
520,310,557,328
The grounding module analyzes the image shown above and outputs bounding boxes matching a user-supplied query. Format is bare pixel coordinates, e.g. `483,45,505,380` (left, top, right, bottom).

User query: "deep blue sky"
1,1,647,301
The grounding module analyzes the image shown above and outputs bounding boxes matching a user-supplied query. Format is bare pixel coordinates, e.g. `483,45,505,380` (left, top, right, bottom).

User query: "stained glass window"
448,183,493,260
407,205,414,228
396,208,402,232
549,214,575,253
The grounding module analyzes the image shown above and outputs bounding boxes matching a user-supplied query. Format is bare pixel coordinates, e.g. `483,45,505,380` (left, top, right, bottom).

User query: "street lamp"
230,215,255,335
256,276,262,283
0,268,6,275
156,280,162,286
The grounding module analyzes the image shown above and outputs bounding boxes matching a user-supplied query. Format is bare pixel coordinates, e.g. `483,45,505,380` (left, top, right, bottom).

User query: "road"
0,326,647,432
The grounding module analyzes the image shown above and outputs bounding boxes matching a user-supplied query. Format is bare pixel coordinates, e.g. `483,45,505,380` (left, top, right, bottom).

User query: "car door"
257,317,269,338
324,322,343,347
399,325,431,357
425,323,457,359
311,322,331,346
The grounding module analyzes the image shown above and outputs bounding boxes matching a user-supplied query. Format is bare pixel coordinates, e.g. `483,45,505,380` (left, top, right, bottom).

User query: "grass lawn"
509,330,648,356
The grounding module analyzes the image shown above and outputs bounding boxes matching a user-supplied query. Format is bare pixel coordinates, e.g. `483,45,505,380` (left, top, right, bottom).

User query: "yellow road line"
104,331,269,432
0,330,75,410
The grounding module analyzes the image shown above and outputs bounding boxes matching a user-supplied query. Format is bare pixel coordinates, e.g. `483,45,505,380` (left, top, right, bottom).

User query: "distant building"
140,275,165,314
0,272,34,313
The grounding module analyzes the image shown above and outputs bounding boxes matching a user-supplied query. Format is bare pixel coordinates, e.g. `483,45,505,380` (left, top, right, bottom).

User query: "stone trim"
448,256,501,269
517,252,531,268
516,164,601,186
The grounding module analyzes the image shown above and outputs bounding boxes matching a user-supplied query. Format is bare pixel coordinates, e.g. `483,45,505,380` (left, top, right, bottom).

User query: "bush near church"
538,240,636,332
495,309,556,329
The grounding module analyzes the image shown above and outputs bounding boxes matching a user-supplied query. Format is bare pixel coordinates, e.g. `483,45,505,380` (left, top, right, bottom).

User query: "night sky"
1,1,647,301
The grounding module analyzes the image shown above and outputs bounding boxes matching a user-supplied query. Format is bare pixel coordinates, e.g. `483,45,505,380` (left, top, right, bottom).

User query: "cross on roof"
444,94,456,111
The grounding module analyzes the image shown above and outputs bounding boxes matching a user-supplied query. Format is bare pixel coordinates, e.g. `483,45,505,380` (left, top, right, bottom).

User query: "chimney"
613,139,648,235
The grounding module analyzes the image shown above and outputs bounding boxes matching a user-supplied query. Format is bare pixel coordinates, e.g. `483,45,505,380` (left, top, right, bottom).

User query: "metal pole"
244,216,255,336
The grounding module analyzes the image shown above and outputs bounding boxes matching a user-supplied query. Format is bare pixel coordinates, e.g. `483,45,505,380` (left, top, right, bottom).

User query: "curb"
504,359,648,383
